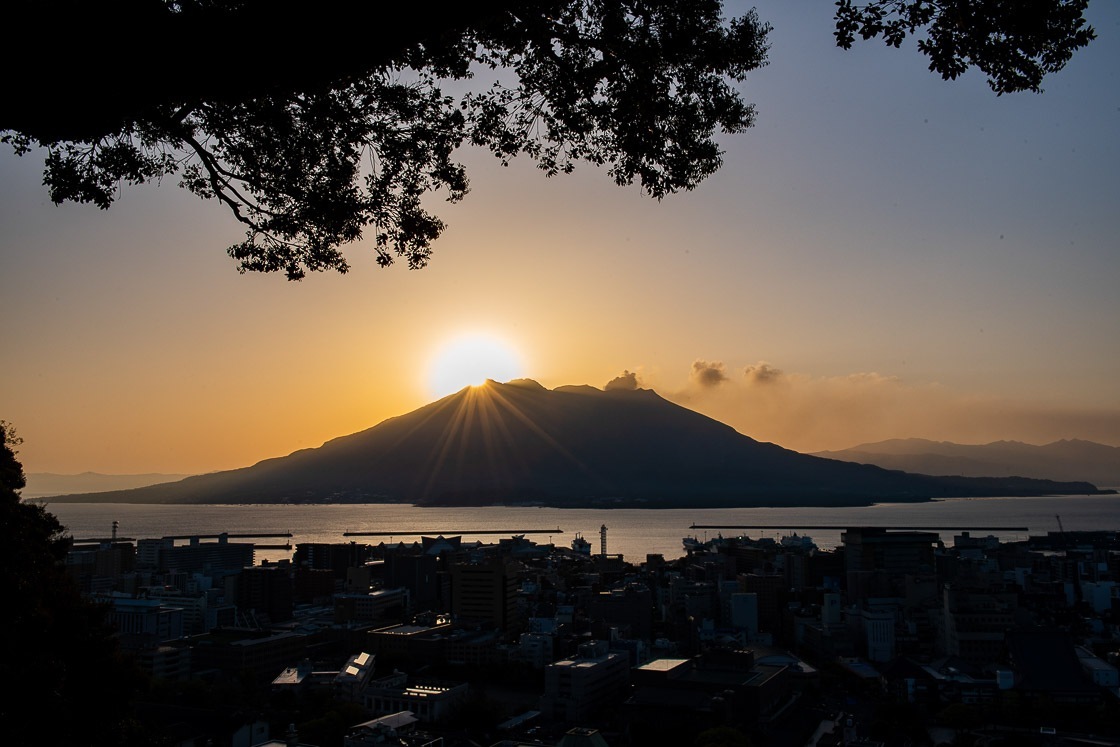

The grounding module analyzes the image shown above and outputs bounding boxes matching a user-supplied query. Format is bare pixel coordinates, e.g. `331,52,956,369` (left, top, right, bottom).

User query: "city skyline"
2,2,1118,475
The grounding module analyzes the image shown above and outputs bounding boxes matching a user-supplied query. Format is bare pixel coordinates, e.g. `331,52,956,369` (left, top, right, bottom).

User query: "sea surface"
39,494,1120,564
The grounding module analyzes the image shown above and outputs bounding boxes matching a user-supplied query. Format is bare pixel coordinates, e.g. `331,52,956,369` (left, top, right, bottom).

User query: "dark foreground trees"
0,423,144,745
834,0,1096,94
1,1,1095,280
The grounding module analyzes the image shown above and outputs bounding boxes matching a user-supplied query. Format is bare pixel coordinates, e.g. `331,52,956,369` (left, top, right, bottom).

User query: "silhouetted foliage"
0,420,26,494
834,0,1095,94
0,423,145,745
2,0,768,280
1,1,1095,279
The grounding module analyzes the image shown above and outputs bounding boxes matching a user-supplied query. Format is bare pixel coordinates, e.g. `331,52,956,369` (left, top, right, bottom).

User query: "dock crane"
1055,514,1069,548
1055,514,1069,549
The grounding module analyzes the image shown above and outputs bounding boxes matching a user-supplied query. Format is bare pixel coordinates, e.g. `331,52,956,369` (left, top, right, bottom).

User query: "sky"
2,3,1118,475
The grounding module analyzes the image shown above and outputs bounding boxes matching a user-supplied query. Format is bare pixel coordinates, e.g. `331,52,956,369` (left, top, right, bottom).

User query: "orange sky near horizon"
2,2,1118,475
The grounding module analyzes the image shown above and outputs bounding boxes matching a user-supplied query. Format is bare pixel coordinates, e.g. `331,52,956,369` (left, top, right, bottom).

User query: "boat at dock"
780,532,817,550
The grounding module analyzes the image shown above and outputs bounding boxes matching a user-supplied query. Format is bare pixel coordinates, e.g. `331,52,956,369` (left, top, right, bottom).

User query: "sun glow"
426,333,525,398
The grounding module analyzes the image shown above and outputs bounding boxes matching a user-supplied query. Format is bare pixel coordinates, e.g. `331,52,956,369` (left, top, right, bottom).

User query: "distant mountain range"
38,380,1111,507
814,438,1120,488
22,471,195,500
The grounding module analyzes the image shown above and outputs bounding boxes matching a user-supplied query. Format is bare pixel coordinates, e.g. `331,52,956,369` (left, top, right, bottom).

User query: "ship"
571,533,591,555
780,532,816,550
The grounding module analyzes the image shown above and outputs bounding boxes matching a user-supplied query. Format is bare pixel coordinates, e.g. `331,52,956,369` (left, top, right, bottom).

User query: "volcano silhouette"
48,380,1108,506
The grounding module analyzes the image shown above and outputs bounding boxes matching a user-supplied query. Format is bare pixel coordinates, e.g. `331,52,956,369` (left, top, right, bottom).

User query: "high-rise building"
842,527,938,577
842,527,938,602
739,573,786,632
729,592,759,638
589,584,653,641
227,564,293,623
384,551,443,612
450,557,520,629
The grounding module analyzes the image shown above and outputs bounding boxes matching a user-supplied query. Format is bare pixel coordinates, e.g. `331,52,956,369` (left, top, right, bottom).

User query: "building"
145,586,214,635
165,535,255,574
100,595,185,652
450,557,520,629
739,573,786,633
134,643,193,681
365,620,453,668
364,672,468,722
843,528,938,595
541,640,630,722
860,607,895,663
66,541,135,593
1005,630,1103,705
343,711,419,747
517,632,555,669
293,566,337,605
444,627,501,666
588,584,653,641
729,592,759,639
295,542,373,578
334,588,409,624
191,629,309,683
939,584,1018,664
335,651,377,702
1077,646,1120,688
227,564,294,624
623,648,793,742
384,551,444,612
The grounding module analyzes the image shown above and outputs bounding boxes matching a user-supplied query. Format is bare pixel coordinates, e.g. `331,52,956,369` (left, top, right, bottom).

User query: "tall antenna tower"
600,524,608,556
111,520,119,544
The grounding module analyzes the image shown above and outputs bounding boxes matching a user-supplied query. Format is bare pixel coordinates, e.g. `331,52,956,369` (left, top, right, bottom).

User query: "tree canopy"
834,0,1096,95
0,423,144,744
1,0,1095,280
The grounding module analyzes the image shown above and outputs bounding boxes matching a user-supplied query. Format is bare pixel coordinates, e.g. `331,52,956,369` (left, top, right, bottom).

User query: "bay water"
41,494,1120,564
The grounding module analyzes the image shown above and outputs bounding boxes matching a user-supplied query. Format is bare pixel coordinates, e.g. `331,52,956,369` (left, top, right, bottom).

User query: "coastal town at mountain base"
64,523,1120,747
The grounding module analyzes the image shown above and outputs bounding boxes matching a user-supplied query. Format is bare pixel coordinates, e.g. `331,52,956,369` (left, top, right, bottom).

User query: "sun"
426,333,525,398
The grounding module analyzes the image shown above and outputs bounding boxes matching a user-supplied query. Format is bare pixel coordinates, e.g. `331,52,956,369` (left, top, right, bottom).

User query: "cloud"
659,359,1120,454
605,370,640,391
690,360,728,388
743,361,783,385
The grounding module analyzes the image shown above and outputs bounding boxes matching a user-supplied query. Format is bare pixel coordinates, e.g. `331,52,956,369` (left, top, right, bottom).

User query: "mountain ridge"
22,471,196,500
38,381,1113,506
814,437,1120,488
